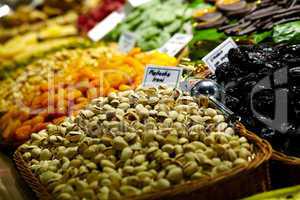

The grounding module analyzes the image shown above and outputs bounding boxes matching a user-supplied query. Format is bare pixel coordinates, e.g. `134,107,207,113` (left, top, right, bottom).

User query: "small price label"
158,33,193,57
142,65,183,88
118,31,136,53
88,11,126,42
128,0,152,7
202,37,237,73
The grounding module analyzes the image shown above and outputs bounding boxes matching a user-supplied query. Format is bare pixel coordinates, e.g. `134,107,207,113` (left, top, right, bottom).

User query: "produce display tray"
14,123,272,200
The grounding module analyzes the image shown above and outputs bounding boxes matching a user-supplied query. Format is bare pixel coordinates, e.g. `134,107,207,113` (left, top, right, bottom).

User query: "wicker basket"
14,123,272,200
269,151,300,189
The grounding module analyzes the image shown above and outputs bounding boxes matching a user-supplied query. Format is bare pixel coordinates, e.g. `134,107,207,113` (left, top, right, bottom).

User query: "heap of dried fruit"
0,45,115,111
77,0,125,32
108,0,193,51
219,0,300,35
0,0,99,29
0,32,85,71
0,47,177,146
0,12,78,43
18,86,254,200
194,0,300,36
215,44,300,156
0,11,91,73
193,0,256,30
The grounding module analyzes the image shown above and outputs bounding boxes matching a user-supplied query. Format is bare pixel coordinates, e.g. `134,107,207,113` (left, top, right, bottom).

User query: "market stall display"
14,86,271,200
0,0,300,199
0,46,177,148
108,0,193,51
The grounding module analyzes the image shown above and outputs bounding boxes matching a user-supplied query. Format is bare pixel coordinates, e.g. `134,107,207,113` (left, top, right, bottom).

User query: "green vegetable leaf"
273,21,300,44
189,0,210,9
253,31,272,44
192,28,225,42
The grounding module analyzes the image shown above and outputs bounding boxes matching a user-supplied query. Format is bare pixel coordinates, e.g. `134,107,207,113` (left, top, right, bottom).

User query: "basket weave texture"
14,123,272,200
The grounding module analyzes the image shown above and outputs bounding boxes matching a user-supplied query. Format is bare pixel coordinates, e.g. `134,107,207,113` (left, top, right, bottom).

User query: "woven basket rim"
271,150,300,165
14,122,272,200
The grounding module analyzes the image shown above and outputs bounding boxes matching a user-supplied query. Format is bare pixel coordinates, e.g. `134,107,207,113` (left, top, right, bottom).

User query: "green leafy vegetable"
189,0,210,9
189,28,225,60
192,28,225,42
107,0,192,51
253,31,272,44
273,21,300,44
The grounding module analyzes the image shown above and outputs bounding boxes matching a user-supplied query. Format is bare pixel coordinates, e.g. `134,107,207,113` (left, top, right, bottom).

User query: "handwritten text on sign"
118,31,136,53
158,33,192,57
142,65,182,88
202,37,237,73
88,11,125,42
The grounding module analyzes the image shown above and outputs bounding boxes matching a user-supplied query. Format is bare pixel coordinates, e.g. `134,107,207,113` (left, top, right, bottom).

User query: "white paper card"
118,31,136,53
88,11,126,42
202,37,237,73
158,33,193,57
183,23,193,35
0,5,10,18
128,0,152,7
142,65,182,88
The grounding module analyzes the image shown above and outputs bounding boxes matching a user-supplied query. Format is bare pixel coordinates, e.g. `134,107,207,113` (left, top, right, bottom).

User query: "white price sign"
142,65,182,88
202,37,238,73
0,5,10,18
88,11,126,42
128,0,152,7
118,31,136,53
158,33,193,57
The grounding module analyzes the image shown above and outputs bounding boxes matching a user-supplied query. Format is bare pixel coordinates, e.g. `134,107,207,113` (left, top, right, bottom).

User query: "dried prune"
216,44,300,156
227,48,247,65
224,95,240,111
252,89,275,119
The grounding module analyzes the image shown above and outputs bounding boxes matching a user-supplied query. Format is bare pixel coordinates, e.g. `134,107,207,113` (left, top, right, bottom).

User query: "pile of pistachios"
18,86,255,200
